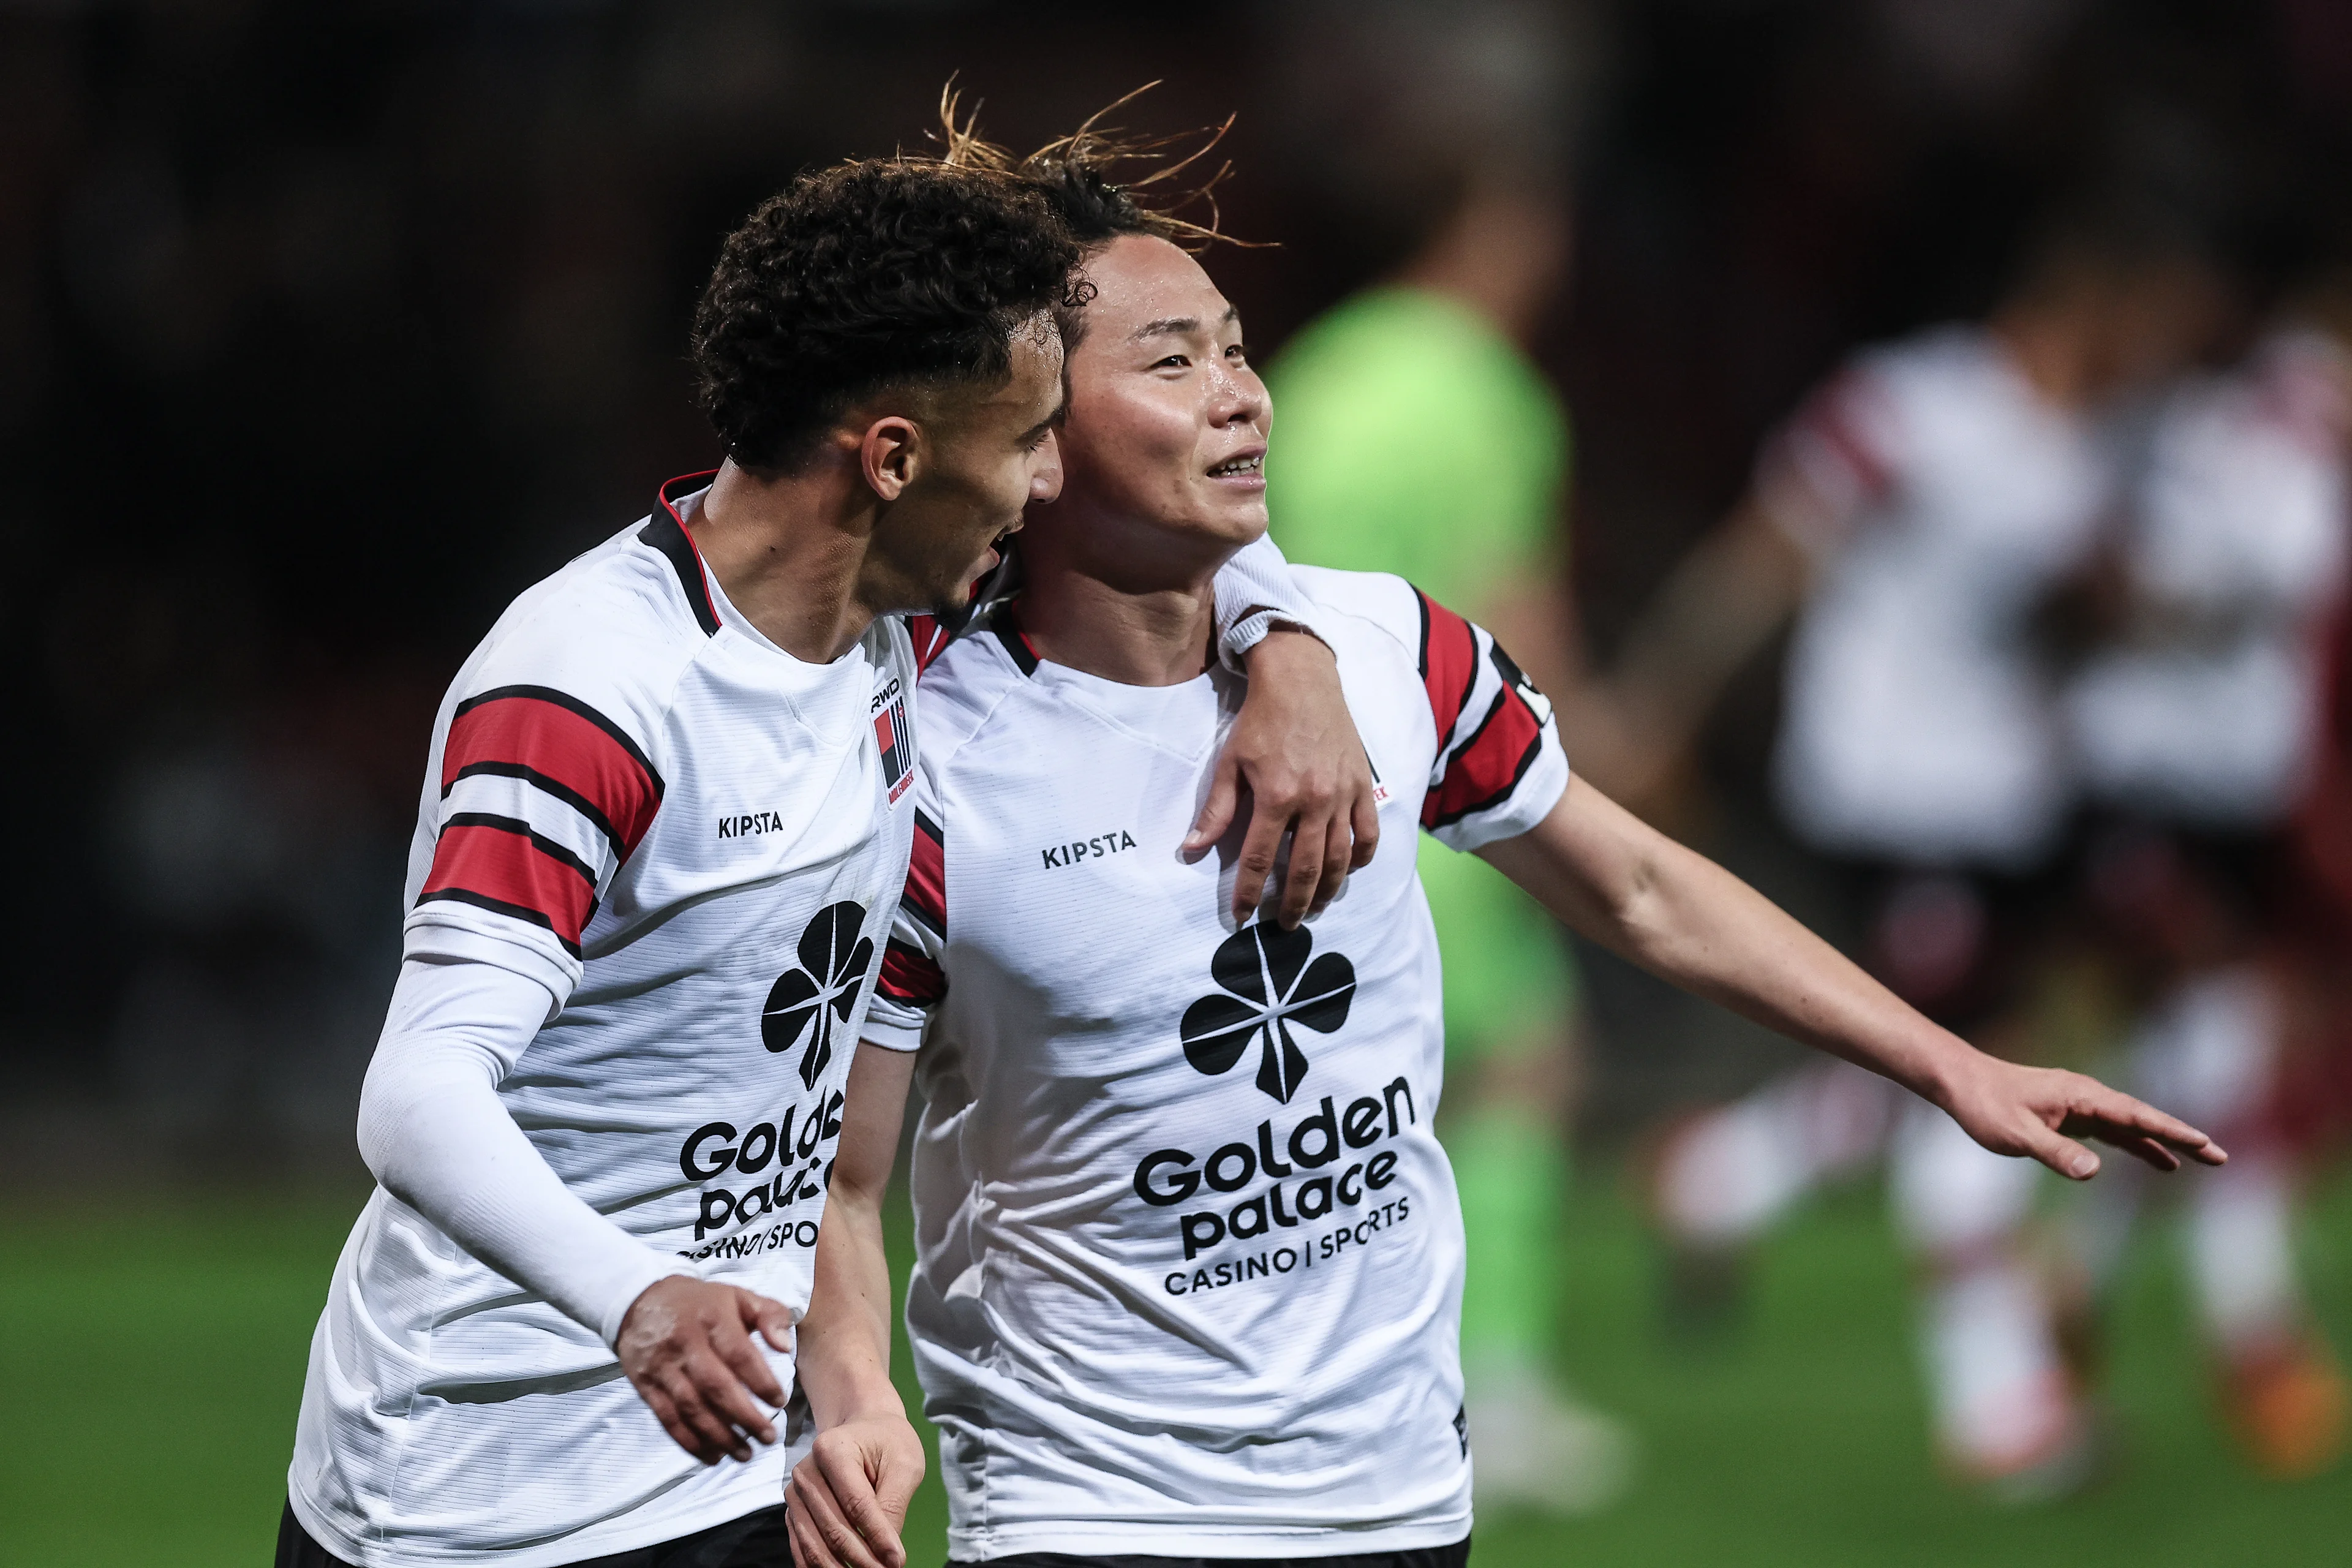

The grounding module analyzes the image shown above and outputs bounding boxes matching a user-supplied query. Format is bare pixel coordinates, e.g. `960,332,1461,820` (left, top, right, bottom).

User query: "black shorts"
950,1540,1471,1568
275,1499,793,1568
1830,858,2065,1036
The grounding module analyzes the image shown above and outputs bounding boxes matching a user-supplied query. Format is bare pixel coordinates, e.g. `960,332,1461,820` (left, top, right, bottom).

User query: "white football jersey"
290,477,920,1567
862,567,1568,1560
1764,326,2109,869
2065,327,2351,825
288,483,1322,1567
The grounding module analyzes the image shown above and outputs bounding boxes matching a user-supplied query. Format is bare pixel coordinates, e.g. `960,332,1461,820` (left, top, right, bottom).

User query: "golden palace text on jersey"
864,567,1568,1561
290,477,918,1567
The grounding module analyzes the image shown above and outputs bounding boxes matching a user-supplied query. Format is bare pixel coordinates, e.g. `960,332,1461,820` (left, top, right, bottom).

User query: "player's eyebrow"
1131,304,1240,342
1017,391,1068,447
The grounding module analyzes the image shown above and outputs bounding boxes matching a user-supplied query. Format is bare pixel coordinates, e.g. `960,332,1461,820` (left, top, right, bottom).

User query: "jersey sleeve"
405,678,668,1001
1208,532,1329,673
357,956,685,1344
1414,587,1572,850
864,801,946,1052
1754,363,1902,560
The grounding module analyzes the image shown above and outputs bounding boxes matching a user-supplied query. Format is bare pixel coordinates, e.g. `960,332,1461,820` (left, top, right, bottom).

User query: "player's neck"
1016,519,1230,688
690,458,886,664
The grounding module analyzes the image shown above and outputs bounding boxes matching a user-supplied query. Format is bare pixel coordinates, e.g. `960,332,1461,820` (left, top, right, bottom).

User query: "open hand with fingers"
1183,628,1381,929
615,1276,796,1464
787,1412,927,1568
1936,1052,2228,1180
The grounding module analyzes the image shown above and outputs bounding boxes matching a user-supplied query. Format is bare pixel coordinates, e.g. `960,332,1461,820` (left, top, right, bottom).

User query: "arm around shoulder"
1186,533,1382,927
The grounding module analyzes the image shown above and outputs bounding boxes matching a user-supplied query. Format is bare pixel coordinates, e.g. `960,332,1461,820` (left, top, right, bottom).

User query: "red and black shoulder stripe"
879,807,948,1008
1425,643,1548,832
1414,587,1481,744
420,686,663,952
876,938,946,1007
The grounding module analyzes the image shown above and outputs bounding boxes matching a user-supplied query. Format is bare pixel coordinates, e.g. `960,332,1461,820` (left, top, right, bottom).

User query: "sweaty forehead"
1008,322,1064,410
1084,235,1231,341
952,319,1061,414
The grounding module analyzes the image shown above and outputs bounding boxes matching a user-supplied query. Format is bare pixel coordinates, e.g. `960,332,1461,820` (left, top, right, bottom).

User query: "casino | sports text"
1163,1197,1414,1297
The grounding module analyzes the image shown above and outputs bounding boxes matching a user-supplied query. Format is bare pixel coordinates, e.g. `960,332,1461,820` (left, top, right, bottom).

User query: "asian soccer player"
782,135,2225,1568
277,153,1376,1568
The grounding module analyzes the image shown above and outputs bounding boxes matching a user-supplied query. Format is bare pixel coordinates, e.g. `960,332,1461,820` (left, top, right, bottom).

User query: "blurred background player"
1263,0,1630,1514
1618,194,2232,1495
2054,254,2352,1479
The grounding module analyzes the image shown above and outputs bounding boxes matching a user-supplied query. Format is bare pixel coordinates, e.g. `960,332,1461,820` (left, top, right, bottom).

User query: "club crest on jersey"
1180,922,1357,1104
870,679,913,804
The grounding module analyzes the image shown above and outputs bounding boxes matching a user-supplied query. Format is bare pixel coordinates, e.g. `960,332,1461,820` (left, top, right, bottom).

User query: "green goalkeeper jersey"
1267,287,1567,610
1268,285,1578,1059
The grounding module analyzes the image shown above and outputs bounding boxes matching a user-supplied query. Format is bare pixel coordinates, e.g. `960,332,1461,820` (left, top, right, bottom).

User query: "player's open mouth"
969,527,1015,584
1207,450,1265,480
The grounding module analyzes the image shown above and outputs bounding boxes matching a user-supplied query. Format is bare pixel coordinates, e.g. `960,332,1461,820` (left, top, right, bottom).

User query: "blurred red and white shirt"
2065,326,2352,826
1762,326,2109,869
862,567,1567,1561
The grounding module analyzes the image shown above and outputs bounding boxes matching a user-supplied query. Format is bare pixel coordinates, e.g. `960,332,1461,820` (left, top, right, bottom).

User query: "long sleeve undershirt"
355,956,688,1347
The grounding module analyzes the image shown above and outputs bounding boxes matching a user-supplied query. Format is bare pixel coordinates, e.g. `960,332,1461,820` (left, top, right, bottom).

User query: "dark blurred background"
4,0,2343,1161
4,5,2350,1562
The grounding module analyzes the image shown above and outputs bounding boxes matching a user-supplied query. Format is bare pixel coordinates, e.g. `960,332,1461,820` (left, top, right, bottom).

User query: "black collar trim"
639,472,723,637
990,608,1040,676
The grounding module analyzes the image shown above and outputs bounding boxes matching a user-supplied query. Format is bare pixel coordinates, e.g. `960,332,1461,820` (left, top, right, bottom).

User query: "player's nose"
1030,430,1064,503
1208,369,1265,429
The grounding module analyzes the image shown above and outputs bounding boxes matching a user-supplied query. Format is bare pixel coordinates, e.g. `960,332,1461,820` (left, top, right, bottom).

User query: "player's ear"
858,415,922,502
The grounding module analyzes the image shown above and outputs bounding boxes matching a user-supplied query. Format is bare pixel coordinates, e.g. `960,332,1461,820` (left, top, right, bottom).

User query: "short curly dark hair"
691,157,1079,473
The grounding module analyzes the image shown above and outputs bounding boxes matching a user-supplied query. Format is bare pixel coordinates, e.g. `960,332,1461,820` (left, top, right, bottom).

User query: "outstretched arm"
788,1042,923,1568
1186,533,1381,929
1477,777,2227,1178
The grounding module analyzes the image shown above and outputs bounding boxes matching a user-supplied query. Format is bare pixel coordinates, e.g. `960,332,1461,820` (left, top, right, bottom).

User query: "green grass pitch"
1,1173,2343,1566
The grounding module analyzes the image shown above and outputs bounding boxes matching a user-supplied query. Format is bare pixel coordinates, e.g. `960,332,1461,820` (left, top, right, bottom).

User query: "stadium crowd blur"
5,0,2351,1493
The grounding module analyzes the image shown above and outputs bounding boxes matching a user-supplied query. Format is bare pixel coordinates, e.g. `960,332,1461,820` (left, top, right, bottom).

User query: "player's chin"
1194,497,1270,545
1197,484,1268,530
923,555,992,622
956,538,1005,595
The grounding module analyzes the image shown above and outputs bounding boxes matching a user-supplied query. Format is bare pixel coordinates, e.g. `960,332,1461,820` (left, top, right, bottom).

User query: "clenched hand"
616,1276,794,1464
787,1413,927,1568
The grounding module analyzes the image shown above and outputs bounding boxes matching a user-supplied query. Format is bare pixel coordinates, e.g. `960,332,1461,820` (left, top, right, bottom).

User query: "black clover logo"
761,901,873,1089
1179,922,1357,1104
